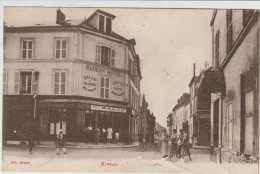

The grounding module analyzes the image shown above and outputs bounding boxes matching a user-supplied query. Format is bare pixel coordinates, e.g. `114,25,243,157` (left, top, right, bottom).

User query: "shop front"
38,99,130,143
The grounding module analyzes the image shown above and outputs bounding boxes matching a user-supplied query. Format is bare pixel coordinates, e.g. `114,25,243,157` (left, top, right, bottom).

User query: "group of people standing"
161,128,192,161
84,124,119,144
138,131,158,149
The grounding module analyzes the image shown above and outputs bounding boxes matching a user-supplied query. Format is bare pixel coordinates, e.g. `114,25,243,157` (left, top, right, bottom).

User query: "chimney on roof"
56,9,66,25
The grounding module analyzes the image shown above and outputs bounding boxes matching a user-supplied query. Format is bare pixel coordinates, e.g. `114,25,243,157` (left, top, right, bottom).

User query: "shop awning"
197,67,226,95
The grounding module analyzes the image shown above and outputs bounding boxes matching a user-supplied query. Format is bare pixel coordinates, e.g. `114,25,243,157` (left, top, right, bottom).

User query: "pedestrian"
145,131,150,148
107,126,113,143
115,131,119,144
94,125,100,144
56,129,67,155
138,131,144,148
154,132,158,149
182,130,192,161
28,132,34,154
169,129,178,160
88,124,93,143
83,126,88,143
161,129,169,158
102,128,107,144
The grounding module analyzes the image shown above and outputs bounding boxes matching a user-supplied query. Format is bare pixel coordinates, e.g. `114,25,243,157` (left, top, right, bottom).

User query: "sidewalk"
4,141,139,149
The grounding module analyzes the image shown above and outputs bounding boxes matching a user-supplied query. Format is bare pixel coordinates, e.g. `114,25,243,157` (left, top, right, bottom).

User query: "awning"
197,67,226,95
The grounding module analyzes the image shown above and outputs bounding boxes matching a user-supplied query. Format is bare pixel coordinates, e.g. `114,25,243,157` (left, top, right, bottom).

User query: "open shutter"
100,77,105,98
105,78,109,98
54,72,60,94
111,49,115,67
14,71,20,94
60,72,66,94
96,45,101,64
3,71,8,94
32,71,38,94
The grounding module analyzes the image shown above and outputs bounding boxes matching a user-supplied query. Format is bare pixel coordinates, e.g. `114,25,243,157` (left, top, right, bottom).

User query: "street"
2,146,257,174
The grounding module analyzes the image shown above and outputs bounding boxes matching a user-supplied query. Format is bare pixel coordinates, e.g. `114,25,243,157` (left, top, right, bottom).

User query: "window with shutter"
14,71,20,94
96,45,101,64
32,71,38,94
111,49,115,67
100,77,109,99
3,71,8,94
20,72,32,94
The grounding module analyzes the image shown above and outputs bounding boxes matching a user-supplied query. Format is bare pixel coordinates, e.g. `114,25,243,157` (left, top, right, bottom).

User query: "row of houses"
3,9,157,144
168,9,259,163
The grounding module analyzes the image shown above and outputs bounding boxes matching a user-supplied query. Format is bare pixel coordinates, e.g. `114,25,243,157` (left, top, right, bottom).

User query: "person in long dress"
107,126,113,143
161,129,169,158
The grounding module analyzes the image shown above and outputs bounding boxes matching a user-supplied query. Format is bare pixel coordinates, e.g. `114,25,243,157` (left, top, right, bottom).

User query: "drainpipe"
219,94,223,163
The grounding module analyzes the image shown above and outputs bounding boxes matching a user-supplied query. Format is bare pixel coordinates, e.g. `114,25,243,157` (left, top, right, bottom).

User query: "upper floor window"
3,71,8,94
215,30,220,68
96,45,115,67
21,38,34,59
55,38,68,59
226,10,233,53
98,14,112,34
243,10,254,27
14,71,38,95
54,70,66,94
100,77,109,98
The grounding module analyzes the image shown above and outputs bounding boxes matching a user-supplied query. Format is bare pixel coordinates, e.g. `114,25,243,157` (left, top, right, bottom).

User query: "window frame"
54,38,69,59
3,70,8,95
20,38,35,59
97,14,112,34
96,44,115,67
226,103,233,149
100,76,110,99
19,71,33,95
53,70,67,95
226,10,233,54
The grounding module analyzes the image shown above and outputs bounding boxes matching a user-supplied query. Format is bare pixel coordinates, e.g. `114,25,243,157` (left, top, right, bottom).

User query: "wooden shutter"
111,49,115,67
54,72,60,94
60,72,66,94
14,71,20,94
3,71,8,94
32,71,38,94
105,78,109,98
96,45,101,64
100,77,105,98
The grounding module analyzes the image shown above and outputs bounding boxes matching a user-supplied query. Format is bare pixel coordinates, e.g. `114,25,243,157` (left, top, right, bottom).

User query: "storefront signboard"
91,105,126,113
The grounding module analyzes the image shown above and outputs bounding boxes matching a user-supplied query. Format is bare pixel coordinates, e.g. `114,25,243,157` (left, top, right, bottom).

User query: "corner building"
3,9,142,143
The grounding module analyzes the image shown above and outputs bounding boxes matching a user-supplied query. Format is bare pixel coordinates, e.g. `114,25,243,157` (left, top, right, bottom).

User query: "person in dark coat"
28,132,34,154
138,131,144,148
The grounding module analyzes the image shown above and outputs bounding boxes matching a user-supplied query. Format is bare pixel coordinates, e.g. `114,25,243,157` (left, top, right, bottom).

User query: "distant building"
3,9,142,143
210,9,259,162
172,93,190,137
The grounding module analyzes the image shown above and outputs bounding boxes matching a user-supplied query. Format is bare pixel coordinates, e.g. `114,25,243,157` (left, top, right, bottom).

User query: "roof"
4,9,129,43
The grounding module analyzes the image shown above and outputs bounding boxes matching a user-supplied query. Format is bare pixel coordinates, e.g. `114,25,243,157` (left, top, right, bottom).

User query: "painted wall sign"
84,64,121,77
83,75,97,92
91,105,127,113
112,80,125,96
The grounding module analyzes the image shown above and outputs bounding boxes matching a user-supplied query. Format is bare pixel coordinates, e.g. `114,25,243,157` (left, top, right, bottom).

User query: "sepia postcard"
1,3,260,174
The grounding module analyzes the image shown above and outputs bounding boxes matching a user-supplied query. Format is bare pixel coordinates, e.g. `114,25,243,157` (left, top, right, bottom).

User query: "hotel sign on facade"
91,105,127,113
81,64,126,101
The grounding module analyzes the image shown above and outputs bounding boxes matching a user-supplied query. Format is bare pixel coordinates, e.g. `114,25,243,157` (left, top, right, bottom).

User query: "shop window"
21,38,34,59
49,109,67,135
54,70,66,95
55,38,68,59
3,71,8,94
100,77,109,98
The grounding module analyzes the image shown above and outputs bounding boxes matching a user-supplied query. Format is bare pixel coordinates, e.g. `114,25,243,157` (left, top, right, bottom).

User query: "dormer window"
98,14,112,34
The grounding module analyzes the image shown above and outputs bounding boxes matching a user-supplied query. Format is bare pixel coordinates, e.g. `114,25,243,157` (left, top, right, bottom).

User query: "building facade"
3,9,142,143
210,9,259,162
172,93,190,136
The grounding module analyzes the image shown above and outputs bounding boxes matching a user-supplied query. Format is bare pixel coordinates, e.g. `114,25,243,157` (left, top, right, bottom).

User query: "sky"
4,7,213,128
